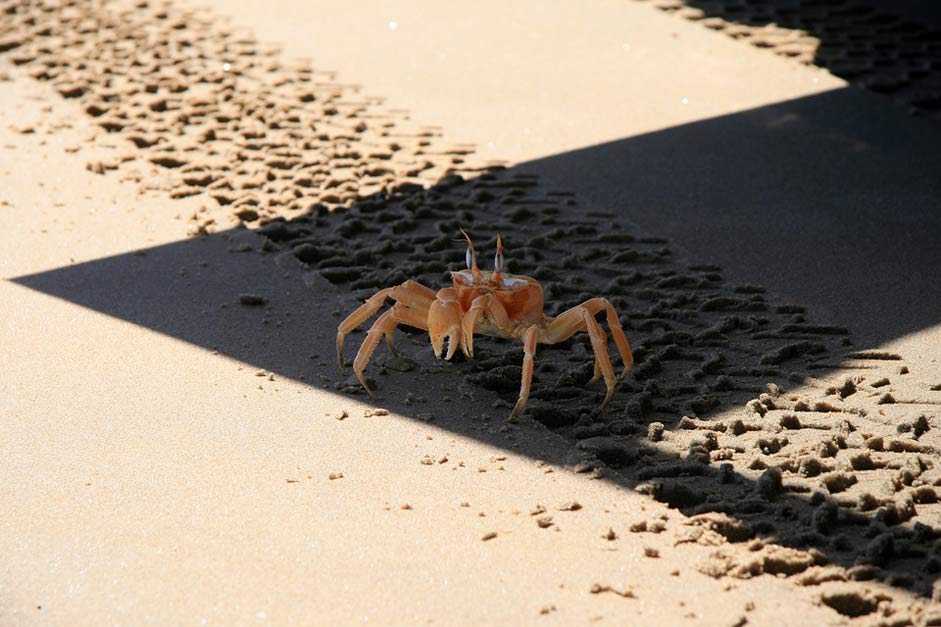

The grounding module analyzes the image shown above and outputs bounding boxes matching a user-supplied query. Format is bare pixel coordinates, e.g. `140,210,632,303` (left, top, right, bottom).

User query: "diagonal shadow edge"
4,0,940,606
10,90,941,605
514,87,941,348
10,231,940,603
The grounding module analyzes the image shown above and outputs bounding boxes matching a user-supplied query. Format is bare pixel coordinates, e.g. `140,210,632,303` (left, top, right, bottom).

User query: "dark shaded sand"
2,0,940,624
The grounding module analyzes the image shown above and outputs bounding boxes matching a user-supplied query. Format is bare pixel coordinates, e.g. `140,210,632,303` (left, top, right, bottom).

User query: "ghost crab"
337,230,633,419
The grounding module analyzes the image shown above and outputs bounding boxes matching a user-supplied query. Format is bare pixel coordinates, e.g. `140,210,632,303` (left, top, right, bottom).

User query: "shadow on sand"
517,87,941,345
13,90,941,611
643,0,941,118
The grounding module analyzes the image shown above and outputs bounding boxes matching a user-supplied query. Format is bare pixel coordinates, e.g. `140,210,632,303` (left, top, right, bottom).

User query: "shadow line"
642,0,941,119
12,120,941,606
5,0,941,615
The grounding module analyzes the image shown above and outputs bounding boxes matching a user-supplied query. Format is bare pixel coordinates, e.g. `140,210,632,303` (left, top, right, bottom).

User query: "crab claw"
429,291,464,360
461,312,478,359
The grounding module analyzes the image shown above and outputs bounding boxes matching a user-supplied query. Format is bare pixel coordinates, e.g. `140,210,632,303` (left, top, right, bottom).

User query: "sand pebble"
239,293,268,306
589,583,636,599
755,468,782,500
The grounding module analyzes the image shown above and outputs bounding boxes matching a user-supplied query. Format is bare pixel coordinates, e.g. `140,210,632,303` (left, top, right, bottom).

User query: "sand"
2,0,940,624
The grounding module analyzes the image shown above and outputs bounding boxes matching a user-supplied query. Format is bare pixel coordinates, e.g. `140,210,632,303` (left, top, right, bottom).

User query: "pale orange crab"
337,230,634,418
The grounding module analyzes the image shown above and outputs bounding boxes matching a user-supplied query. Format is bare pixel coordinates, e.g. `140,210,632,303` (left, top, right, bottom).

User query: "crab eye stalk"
494,235,505,274
460,228,478,272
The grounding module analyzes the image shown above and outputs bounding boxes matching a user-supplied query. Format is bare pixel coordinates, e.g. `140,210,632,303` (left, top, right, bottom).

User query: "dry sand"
2,0,941,625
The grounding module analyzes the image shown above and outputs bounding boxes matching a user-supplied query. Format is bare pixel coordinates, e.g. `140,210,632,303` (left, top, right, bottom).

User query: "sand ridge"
0,0,494,236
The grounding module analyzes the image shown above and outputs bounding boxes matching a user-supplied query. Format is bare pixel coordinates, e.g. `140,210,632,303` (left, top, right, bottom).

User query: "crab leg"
544,301,621,410
592,357,603,384
545,298,633,378
351,302,431,397
510,325,540,419
383,303,429,355
582,309,618,409
352,310,394,397
337,280,435,372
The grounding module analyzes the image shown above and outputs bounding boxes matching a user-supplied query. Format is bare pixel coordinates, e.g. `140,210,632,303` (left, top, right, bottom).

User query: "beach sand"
2,0,940,624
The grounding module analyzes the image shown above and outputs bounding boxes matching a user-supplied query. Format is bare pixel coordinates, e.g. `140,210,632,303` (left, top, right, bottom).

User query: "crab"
337,230,634,419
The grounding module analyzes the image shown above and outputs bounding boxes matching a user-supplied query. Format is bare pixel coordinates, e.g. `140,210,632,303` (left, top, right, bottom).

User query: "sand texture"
638,0,941,120
2,0,940,625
